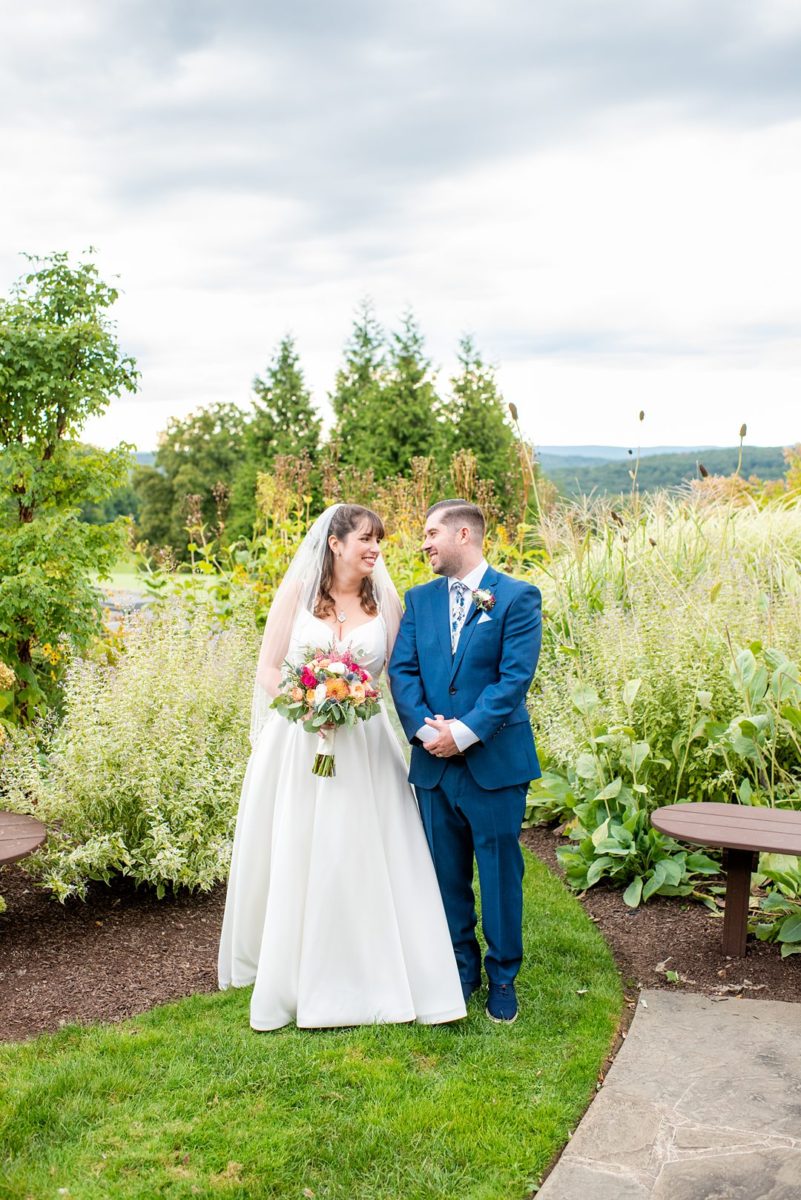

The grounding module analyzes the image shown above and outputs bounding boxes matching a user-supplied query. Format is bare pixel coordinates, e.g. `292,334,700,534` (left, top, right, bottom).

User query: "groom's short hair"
426,499,485,541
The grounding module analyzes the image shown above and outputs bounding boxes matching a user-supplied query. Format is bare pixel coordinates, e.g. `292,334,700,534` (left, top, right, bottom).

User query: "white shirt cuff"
450,719,479,752
416,724,438,743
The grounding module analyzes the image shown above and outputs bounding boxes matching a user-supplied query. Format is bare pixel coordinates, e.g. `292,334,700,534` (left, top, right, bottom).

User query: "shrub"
0,598,257,900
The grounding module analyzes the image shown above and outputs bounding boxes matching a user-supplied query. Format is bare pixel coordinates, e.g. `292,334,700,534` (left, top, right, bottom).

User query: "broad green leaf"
621,679,642,708
777,914,801,943
571,685,600,715
593,777,623,802
643,861,668,901
574,752,598,780
591,818,611,847
623,877,643,907
586,856,613,887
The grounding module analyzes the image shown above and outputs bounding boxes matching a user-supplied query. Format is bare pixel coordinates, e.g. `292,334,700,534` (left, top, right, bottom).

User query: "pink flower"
300,667,317,689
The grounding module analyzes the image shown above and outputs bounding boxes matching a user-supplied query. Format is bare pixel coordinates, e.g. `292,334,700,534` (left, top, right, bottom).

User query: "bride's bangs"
349,506,385,542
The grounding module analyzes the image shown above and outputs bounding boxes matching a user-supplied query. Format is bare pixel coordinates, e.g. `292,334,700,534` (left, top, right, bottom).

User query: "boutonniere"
472,588,496,613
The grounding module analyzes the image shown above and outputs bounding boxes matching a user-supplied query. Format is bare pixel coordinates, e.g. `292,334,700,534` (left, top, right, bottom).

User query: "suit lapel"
431,576,452,663
449,567,499,681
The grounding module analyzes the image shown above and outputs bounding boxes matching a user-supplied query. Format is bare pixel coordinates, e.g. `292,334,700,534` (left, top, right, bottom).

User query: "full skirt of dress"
217,707,466,1030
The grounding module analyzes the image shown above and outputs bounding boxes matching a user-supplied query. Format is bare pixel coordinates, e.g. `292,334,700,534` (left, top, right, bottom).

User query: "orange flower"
291,687,304,702
350,682,366,703
326,678,349,701
306,688,317,705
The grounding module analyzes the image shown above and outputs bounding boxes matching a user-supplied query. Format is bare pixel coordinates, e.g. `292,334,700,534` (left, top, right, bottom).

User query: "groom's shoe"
486,983,518,1024
461,978,481,1003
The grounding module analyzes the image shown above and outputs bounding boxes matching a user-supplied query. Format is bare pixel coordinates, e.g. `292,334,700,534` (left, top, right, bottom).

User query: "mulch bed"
1,829,798,1044
522,825,800,1005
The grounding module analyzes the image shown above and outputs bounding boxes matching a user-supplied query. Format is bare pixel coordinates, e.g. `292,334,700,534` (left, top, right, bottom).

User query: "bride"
218,503,467,1030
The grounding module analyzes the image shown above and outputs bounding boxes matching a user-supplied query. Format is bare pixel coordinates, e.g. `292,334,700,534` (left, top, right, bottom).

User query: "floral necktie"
450,580,469,654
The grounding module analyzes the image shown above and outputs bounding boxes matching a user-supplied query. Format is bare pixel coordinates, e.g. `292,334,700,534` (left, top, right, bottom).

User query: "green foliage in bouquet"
0,599,257,900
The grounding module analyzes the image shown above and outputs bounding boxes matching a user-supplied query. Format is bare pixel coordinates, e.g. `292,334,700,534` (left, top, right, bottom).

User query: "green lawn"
93,553,148,596
0,853,622,1200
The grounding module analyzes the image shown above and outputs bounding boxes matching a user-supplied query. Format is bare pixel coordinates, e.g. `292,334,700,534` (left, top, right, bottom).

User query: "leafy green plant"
529,681,721,906
0,252,138,722
750,853,801,957
0,598,257,900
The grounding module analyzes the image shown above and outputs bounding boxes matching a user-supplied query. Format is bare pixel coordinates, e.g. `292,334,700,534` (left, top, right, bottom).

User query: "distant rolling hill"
542,446,789,496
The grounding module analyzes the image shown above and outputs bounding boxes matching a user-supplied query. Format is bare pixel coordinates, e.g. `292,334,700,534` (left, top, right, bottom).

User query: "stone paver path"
538,989,801,1199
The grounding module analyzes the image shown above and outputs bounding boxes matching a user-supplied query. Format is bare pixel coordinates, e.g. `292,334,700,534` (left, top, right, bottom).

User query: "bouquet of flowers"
271,646,382,777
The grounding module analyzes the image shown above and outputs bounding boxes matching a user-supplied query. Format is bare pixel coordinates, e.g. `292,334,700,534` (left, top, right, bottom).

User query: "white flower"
327,661,347,675
314,683,328,706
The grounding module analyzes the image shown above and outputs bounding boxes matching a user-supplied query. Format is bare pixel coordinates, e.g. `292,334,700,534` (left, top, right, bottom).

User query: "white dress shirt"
417,559,488,754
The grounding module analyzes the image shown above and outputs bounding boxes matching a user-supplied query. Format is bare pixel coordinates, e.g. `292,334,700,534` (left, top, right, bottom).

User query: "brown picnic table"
651,801,801,957
0,810,46,867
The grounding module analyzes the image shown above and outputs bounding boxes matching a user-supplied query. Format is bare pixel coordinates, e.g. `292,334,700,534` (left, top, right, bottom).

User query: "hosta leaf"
659,857,685,887
586,857,614,887
571,685,600,715
776,914,801,943
594,777,623,802
643,862,667,901
575,752,598,780
623,877,643,907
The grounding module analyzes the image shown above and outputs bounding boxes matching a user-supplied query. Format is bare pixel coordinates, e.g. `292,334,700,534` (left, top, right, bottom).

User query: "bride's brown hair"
314,504,386,620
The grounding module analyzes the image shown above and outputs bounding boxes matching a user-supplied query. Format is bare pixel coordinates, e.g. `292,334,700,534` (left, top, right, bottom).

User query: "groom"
389,500,542,1023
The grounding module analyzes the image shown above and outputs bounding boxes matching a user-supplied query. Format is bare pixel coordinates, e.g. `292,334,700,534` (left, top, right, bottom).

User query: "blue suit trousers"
416,760,528,988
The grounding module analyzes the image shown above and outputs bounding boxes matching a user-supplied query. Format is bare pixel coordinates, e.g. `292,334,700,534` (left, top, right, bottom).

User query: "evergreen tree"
449,335,517,508
250,335,320,462
228,335,321,537
378,310,446,478
329,299,387,468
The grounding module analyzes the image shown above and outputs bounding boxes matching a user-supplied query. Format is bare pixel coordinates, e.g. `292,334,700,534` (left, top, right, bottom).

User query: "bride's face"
330,520,381,580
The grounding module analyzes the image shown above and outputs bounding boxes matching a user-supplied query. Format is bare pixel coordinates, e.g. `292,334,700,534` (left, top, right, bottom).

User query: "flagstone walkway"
538,989,801,1199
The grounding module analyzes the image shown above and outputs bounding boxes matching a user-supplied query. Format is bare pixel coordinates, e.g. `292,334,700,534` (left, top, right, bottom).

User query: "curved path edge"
537,989,801,1198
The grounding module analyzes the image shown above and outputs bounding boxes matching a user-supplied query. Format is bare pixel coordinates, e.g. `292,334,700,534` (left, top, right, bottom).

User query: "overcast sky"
2,0,800,452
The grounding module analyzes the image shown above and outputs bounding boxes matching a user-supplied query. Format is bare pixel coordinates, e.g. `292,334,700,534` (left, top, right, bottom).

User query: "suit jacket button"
449,685,456,694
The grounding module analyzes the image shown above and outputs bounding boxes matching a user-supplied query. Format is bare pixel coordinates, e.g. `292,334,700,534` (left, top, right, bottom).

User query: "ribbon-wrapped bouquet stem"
271,646,382,776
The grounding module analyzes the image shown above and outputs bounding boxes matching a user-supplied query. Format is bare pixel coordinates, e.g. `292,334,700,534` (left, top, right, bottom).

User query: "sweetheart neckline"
304,611,384,643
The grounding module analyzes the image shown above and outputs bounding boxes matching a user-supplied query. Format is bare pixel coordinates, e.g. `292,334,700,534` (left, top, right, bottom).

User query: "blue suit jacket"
388,566,542,791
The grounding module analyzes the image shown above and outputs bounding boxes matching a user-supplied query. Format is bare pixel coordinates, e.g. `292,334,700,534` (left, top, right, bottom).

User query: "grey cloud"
488,321,801,363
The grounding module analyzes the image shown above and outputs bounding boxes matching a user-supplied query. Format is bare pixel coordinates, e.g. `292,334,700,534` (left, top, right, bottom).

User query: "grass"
0,852,622,1200
93,553,148,596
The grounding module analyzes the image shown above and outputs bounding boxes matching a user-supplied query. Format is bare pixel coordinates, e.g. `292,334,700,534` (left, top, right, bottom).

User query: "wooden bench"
0,810,46,867
651,802,801,957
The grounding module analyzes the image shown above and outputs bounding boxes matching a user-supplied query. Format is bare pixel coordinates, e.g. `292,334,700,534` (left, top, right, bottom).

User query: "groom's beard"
428,549,463,578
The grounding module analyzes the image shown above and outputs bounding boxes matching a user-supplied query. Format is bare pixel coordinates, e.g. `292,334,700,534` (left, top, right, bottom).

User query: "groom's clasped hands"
423,715,462,758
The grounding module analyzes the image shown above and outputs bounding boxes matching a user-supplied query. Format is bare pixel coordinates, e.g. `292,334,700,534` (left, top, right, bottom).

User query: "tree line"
132,302,524,551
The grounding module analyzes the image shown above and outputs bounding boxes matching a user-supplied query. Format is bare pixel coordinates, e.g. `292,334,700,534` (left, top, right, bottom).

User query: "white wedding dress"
218,607,467,1030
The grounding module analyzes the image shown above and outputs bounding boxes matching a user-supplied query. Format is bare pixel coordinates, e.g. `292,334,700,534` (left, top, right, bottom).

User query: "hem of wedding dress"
414,1005,467,1025
218,977,256,990
249,1004,467,1032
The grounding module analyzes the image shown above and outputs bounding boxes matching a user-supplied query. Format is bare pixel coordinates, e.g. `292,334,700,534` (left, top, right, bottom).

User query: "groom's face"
422,514,466,577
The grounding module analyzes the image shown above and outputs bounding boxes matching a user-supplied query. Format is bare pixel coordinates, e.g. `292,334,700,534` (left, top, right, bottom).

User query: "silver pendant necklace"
337,609,347,624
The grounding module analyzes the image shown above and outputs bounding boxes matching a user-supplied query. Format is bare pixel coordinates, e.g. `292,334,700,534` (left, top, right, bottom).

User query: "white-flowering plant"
0,597,258,901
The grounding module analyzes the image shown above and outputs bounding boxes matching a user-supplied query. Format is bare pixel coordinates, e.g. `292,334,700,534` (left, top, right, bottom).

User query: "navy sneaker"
462,978,481,1003
486,983,518,1024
